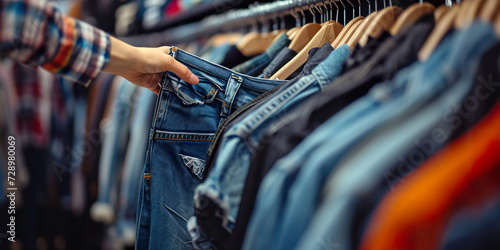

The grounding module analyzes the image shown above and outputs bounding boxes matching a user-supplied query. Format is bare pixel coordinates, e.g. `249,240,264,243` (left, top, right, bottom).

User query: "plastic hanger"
418,3,462,62
390,1,435,35
271,5,343,80
359,0,402,46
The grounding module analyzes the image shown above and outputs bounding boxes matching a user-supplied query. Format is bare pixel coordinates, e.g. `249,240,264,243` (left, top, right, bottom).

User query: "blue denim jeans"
92,80,138,223
135,47,284,249
232,33,290,76
189,45,350,249
244,22,499,250
201,43,232,64
113,88,156,245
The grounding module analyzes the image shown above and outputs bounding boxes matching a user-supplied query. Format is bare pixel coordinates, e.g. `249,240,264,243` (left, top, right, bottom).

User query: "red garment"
361,101,500,250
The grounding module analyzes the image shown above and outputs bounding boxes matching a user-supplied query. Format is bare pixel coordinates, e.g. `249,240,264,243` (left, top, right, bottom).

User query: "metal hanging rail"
121,0,343,46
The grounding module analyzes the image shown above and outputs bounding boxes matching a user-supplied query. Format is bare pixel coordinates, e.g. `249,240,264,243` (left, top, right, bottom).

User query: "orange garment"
360,101,500,250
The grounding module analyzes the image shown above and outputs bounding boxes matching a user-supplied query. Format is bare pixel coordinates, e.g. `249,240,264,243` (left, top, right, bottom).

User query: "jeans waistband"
168,47,286,93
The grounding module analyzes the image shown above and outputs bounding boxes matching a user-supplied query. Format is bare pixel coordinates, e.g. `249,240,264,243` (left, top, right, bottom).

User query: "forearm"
0,0,110,85
102,36,139,77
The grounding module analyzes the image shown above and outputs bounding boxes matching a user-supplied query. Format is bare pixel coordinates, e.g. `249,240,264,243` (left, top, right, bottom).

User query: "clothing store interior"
2,0,500,249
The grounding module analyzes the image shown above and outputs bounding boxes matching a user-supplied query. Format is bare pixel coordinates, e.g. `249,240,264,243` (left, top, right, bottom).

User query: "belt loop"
220,74,243,119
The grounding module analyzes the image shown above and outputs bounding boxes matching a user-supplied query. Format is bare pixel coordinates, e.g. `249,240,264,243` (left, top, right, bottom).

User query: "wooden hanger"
390,2,435,35
288,23,323,52
345,11,379,50
336,17,365,48
418,4,461,62
209,33,243,47
236,31,281,57
434,4,451,22
271,30,288,44
479,0,500,22
271,21,343,80
455,0,484,29
331,16,365,48
359,6,403,46
287,27,302,40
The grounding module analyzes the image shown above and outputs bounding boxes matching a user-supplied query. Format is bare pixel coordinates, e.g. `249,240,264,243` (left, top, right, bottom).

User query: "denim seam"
206,87,278,156
313,65,329,91
226,75,317,138
161,85,226,104
171,47,286,92
153,137,213,142
136,75,166,244
155,130,216,136
163,203,189,223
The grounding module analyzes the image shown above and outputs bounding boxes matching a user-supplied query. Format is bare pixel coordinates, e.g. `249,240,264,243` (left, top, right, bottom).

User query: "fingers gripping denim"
135,47,283,250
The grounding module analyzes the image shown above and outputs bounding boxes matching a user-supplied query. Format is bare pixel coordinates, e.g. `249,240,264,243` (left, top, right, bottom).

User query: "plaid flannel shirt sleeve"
0,0,111,86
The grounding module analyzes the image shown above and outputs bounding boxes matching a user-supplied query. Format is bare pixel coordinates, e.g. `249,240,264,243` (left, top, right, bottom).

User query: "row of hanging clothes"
128,0,500,249
0,0,162,247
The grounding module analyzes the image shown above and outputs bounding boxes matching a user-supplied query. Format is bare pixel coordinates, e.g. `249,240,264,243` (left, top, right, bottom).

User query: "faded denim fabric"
112,88,156,246
294,22,498,250
189,45,350,250
135,47,284,250
232,33,290,76
92,80,138,223
243,22,498,250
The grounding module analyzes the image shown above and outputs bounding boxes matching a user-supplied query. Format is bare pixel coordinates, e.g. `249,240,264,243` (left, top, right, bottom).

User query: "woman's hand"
103,36,199,94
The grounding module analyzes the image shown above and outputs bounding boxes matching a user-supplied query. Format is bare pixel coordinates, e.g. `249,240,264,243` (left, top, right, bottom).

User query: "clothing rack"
136,0,275,34
121,0,441,46
122,0,350,46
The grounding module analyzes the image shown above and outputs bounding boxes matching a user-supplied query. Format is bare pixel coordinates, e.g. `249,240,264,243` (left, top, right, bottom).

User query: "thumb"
159,50,199,85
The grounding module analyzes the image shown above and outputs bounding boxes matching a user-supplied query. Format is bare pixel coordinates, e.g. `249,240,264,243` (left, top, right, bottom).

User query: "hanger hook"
272,13,279,31
297,1,307,25
346,0,355,20
445,0,452,8
280,12,286,29
357,0,361,17
307,0,317,23
323,0,332,21
383,0,386,9
331,0,339,22
338,0,346,26
289,0,300,27
327,0,333,21
365,0,370,14
290,7,301,27
313,0,323,23
322,0,328,22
